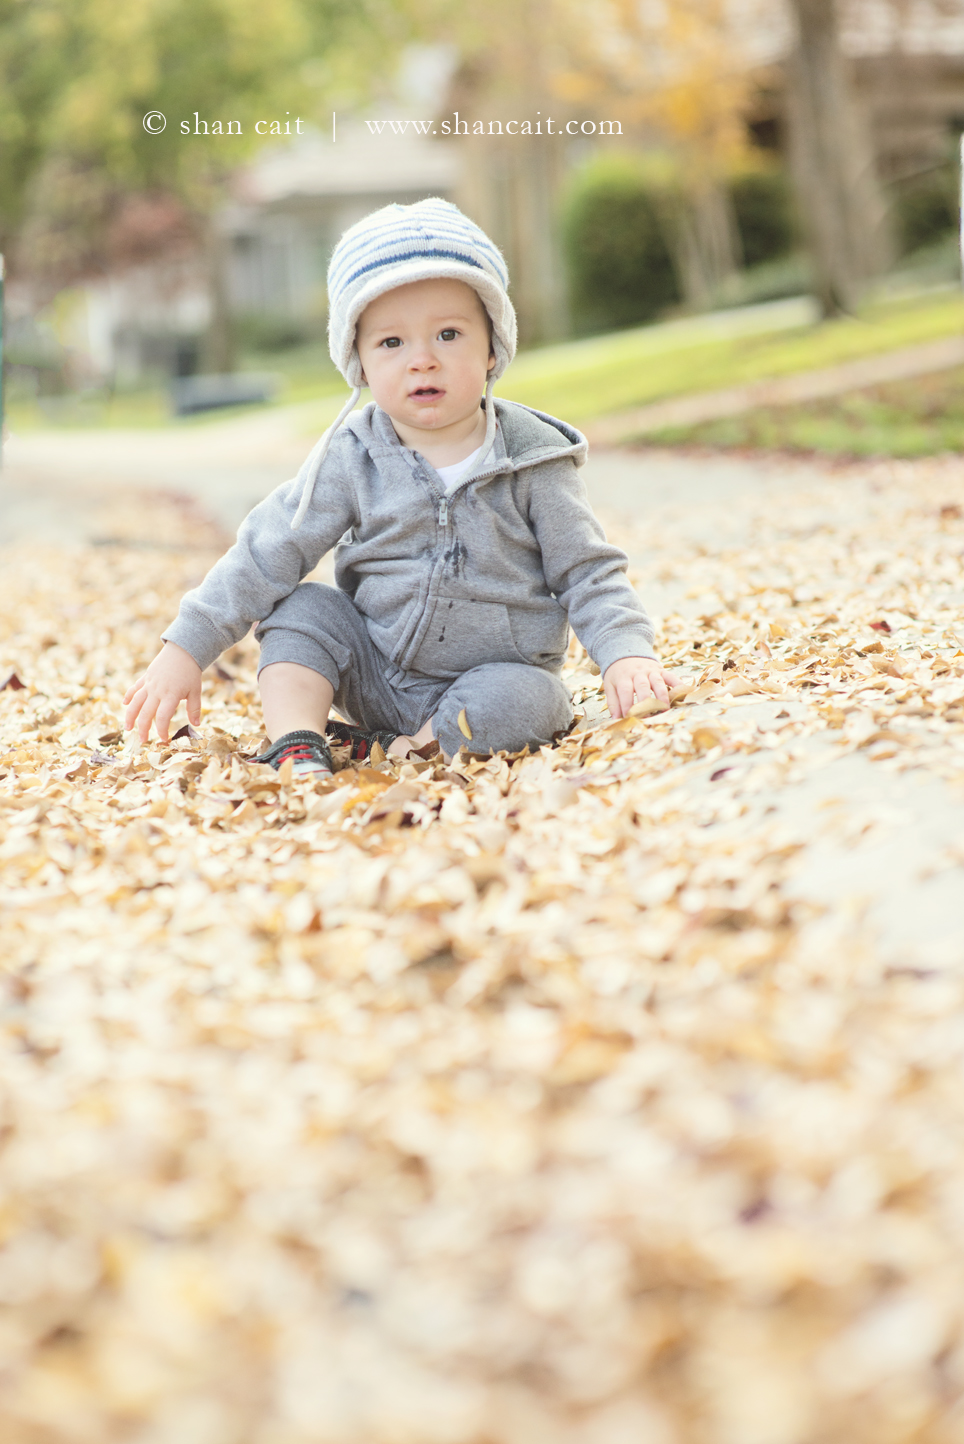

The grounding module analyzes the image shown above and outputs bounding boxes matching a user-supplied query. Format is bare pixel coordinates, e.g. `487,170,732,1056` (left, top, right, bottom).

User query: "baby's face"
356,278,495,438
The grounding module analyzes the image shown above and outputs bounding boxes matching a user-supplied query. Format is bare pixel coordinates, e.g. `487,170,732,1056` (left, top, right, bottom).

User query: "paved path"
0,399,341,541
3,412,963,970
1,403,788,542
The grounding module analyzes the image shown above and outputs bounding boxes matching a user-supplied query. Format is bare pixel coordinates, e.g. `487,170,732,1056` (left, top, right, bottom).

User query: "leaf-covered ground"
2,461,964,1444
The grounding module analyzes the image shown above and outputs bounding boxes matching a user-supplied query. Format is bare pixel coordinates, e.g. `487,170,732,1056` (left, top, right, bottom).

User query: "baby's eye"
380,336,402,349
438,328,458,341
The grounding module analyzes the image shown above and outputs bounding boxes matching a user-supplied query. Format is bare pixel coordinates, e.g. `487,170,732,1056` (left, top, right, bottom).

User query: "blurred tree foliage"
0,0,408,287
551,0,768,306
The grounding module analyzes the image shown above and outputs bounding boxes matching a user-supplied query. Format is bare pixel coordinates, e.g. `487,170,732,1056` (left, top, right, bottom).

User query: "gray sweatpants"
255,583,573,758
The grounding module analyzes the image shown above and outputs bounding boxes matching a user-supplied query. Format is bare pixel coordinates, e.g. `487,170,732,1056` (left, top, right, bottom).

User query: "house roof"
234,119,460,207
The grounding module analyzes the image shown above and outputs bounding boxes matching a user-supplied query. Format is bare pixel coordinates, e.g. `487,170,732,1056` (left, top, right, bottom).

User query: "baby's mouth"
410,386,443,398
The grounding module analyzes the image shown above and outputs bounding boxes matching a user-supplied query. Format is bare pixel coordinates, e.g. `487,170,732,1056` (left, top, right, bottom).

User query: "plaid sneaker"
325,719,398,762
259,729,334,780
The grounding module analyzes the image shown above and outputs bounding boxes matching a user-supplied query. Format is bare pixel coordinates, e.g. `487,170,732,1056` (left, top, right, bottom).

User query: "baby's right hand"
124,641,203,743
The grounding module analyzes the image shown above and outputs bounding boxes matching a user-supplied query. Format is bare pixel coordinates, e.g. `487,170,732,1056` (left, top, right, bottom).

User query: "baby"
125,198,678,777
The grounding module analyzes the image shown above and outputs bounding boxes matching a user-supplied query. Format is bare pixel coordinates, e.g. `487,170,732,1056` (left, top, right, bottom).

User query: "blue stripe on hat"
335,247,486,293
329,240,505,296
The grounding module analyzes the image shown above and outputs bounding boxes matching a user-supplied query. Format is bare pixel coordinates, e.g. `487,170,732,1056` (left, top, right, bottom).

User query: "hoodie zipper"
438,496,448,526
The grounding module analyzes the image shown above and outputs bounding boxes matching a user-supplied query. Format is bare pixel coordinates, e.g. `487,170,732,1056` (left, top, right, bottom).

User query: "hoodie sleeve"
526,456,656,674
161,459,360,671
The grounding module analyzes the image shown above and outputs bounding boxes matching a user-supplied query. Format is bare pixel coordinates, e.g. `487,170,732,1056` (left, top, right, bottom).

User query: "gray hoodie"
162,398,656,679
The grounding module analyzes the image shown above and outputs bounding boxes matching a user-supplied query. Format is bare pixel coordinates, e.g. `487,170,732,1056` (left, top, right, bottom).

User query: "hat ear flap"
345,348,365,387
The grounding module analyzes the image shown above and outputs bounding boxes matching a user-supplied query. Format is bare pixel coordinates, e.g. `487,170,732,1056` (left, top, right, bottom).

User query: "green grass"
496,287,964,423
7,284,964,435
643,364,964,458
5,341,348,432
6,388,174,431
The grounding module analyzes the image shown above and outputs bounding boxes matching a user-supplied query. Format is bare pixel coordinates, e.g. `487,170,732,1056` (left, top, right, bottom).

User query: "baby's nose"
408,344,438,368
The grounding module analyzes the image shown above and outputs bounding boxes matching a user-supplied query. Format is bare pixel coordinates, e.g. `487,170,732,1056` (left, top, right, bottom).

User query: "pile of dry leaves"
2,460,964,1443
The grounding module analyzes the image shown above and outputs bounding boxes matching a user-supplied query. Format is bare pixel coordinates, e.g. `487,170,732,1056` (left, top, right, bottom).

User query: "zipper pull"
438,496,448,526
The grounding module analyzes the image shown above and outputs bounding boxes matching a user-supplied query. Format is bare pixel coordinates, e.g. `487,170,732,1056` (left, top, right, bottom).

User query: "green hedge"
894,161,958,256
561,157,798,336
729,170,796,268
561,159,680,335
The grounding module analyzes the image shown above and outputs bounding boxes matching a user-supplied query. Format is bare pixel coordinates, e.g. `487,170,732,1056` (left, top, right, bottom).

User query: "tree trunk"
202,215,235,374
663,178,742,310
785,0,894,315
456,134,570,348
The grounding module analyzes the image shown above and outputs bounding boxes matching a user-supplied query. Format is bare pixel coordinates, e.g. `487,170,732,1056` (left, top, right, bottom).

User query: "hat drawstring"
290,385,362,531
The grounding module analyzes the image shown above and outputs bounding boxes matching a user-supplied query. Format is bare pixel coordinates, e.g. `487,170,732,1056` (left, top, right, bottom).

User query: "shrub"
895,161,958,256
561,156,799,337
561,158,680,335
729,169,797,267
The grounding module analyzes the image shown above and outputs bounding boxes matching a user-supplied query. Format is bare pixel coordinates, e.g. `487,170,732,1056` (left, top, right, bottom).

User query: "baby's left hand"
603,655,681,719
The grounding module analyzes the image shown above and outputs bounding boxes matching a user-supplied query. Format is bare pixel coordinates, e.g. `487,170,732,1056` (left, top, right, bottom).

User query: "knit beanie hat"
291,197,516,529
